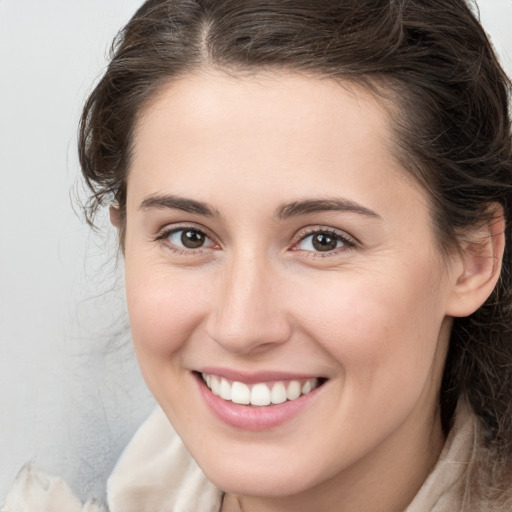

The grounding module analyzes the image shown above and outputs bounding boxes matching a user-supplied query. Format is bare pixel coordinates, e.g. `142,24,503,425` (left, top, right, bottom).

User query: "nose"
206,253,292,355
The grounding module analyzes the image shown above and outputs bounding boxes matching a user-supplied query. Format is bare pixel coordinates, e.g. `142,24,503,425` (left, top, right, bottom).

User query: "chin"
203,460,317,499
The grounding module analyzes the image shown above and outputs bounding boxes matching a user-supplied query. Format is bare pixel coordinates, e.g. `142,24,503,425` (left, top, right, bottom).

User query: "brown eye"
181,229,206,248
312,233,338,251
165,228,214,250
296,230,352,253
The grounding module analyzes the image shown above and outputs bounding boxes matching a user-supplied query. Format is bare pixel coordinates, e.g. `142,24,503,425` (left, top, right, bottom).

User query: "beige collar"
107,407,223,512
405,402,476,512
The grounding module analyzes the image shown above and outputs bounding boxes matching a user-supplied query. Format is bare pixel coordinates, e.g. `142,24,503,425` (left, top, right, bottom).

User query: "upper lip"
196,367,325,384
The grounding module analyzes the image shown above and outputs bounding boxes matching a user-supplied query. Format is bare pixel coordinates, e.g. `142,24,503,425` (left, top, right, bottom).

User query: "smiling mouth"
200,372,326,407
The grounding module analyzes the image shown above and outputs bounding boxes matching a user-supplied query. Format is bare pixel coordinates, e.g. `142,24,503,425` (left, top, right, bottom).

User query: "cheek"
125,259,208,358
293,265,448,395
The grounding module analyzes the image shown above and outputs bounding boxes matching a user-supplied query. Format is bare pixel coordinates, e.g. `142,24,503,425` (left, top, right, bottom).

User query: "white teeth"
286,380,301,401
302,379,317,395
202,374,321,406
211,375,220,396
251,383,271,406
220,378,231,400
270,382,287,404
231,381,251,405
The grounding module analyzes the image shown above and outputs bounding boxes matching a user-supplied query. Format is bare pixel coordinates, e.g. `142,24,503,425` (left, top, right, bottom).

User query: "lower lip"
194,373,324,431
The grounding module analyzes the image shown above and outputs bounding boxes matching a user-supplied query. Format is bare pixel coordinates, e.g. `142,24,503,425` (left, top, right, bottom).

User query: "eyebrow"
139,194,380,220
139,194,220,217
275,198,381,220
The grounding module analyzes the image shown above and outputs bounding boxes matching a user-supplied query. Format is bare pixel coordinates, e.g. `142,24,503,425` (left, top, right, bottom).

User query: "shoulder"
1,466,102,512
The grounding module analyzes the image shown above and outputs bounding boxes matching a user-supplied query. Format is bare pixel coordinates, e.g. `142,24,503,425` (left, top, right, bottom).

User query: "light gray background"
1,0,511,505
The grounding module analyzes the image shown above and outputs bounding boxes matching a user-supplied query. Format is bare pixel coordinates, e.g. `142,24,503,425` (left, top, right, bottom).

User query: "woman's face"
123,71,459,506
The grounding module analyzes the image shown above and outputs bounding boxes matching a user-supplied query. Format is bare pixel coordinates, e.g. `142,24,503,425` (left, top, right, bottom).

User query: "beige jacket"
1,405,477,512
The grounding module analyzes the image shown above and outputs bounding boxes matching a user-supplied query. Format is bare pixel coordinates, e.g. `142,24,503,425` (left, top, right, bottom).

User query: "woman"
3,0,512,510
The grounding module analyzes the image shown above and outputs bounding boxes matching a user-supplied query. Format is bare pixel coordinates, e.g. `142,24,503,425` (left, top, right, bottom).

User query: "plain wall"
0,0,154,503
0,0,511,504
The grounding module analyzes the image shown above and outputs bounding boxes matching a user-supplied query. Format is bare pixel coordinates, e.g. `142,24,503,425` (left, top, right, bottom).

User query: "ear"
109,204,121,228
446,205,505,317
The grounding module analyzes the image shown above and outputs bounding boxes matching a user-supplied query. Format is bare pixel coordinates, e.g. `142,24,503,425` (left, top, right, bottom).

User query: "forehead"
128,70,422,213
133,70,393,156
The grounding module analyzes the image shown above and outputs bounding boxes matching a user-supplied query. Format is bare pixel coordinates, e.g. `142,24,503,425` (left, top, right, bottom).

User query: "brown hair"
78,0,512,500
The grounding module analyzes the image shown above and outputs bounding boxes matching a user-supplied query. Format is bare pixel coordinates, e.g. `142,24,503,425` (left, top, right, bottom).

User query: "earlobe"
109,204,121,228
446,206,505,318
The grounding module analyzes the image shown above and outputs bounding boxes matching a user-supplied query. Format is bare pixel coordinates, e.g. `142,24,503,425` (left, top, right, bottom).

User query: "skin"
119,70,498,512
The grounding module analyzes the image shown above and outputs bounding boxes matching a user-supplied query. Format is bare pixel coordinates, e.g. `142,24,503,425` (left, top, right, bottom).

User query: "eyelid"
290,226,358,253
154,223,220,252
153,223,357,256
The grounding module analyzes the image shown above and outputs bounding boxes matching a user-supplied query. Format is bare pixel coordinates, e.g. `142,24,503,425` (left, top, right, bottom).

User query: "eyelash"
291,227,356,256
154,225,218,256
154,225,357,256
